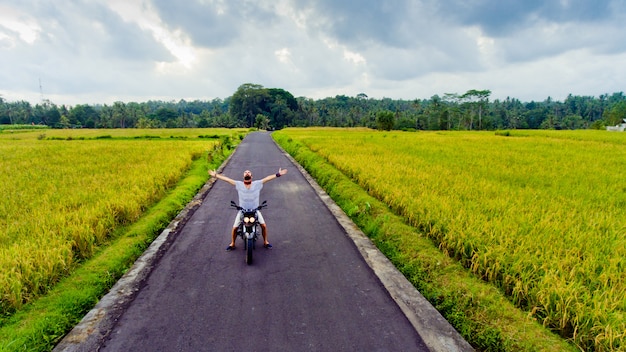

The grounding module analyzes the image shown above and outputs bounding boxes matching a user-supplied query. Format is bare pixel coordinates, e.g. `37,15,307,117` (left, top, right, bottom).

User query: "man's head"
243,170,252,184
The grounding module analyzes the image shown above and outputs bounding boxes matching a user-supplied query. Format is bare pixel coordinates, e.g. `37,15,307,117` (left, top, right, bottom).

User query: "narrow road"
56,132,472,352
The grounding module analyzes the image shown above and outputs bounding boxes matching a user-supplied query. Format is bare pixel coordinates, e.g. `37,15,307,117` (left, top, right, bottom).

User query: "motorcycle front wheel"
245,238,254,265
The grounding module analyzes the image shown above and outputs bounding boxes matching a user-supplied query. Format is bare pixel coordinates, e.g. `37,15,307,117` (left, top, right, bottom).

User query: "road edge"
273,136,474,352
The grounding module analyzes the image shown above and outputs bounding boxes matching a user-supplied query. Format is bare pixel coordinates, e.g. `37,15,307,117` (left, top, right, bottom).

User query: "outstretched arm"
261,168,288,184
209,169,237,185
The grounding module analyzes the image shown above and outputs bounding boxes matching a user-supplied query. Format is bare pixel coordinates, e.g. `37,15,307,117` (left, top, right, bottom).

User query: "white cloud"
275,48,292,64
106,0,197,69
0,4,41,46
343,49,365,65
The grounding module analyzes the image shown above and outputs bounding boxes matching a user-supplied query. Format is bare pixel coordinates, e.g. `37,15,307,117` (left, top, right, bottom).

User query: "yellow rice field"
0,129,236,314
275,128,626,351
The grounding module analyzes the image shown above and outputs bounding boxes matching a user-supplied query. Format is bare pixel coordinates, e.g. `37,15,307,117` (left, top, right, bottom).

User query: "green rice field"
274,128,625,351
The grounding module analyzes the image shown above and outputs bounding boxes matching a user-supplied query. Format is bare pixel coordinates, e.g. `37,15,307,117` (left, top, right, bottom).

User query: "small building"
607,119,626,132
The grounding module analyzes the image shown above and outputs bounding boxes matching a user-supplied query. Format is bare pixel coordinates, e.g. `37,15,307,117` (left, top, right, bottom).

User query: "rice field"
274,128,626,351
0,128,241,315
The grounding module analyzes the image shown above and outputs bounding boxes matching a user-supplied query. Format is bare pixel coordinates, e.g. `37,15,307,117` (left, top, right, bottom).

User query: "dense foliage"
1,85,626,130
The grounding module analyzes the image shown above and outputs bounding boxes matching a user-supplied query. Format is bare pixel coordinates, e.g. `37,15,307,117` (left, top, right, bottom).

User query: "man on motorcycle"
209,168,288,250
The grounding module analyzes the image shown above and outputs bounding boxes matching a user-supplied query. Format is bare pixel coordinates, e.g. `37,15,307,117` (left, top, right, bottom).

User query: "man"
209,168,288,250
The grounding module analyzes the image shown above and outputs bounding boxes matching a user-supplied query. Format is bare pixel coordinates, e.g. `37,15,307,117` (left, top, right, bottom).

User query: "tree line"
2,84,626,131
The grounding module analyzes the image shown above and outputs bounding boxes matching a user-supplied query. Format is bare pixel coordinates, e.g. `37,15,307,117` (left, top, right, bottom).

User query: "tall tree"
268,88,297,128
112,102,127,128
604,101,626,126
461,89,491,130
376,110,395,131
229,83,270,127
426,95,444,130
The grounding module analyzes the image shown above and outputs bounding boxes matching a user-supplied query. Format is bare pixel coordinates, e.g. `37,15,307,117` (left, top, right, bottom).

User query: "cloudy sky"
1,0,625,106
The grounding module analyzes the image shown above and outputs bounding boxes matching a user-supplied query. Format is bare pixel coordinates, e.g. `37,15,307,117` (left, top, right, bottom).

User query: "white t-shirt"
235,180,264,209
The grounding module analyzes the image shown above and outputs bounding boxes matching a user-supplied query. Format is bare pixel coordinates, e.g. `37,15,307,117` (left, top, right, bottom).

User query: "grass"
0,128,235,140
0,125,49,132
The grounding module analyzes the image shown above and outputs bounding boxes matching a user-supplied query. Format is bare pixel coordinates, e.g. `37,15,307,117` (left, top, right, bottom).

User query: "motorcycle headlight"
249,217,255,223
244,216,251,223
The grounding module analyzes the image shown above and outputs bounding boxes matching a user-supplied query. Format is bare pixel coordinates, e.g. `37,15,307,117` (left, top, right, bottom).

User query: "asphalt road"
55,132,472,352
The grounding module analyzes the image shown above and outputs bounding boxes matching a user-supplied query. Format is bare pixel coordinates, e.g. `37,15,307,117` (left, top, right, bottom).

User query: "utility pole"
39,77,45,104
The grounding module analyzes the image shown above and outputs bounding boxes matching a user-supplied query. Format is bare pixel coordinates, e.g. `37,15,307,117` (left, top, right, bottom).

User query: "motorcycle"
230,200,267,265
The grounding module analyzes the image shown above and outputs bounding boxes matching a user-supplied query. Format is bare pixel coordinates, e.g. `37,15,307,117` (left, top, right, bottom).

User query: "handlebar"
230,200,267,212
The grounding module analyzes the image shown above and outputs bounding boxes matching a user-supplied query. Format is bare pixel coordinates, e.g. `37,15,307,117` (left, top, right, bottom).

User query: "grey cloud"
1,1,172,96
368,45,481,82
2,0,626,105
39,2,171,62
288,0,623,58
289,0,418,48
0,1,173,64
496,22,599,63
150,0,279,48
282,0,487,81
438,0,617,37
